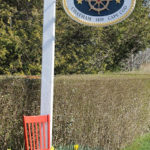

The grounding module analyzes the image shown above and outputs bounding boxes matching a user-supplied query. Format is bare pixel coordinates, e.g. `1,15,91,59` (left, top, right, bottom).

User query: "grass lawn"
123,134,150,150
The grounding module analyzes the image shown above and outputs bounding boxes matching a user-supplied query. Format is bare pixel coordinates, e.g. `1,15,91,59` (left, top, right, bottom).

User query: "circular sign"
63,0,136,27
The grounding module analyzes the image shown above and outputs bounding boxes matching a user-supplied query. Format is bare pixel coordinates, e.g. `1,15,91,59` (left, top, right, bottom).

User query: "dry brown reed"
53,75,150,150
0,75,150,150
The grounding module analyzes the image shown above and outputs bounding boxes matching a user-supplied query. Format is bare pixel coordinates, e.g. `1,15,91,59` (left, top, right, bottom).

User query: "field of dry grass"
53,74,150,150
0,74,150,150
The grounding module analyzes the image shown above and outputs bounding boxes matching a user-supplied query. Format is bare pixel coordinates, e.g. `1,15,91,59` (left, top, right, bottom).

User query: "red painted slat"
32,123,35,150
43,122,46,149
23,117,29,150
47,115,50,149
28,123,32,150
35,122,39,149
39,122,42,149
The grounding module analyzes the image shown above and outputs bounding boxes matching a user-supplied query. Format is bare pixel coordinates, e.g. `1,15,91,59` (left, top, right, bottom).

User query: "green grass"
123,134,150,150
55,145,103,150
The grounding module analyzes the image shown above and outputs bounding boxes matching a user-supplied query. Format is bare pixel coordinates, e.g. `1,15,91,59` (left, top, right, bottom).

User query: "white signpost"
41,0,56,147
41,0,136,148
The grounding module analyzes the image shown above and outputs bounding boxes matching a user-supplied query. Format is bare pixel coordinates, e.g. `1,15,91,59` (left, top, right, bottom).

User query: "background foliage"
0,0,150,74
0,0,43,75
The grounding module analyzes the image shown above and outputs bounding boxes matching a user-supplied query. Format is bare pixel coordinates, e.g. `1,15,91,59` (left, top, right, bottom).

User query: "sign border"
63,0,136,27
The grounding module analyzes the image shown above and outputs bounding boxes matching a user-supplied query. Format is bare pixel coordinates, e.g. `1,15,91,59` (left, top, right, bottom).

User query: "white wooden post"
41,0,56,147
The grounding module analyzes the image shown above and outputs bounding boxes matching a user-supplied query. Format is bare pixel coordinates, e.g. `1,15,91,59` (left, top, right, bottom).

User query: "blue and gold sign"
63,0,136,26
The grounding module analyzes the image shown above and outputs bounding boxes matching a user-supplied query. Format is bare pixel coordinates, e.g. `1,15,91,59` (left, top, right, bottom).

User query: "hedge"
0,75,150,150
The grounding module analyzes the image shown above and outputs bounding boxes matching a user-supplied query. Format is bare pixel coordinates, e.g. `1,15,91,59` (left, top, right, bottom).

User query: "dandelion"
51,146,54,150
74,144,79,150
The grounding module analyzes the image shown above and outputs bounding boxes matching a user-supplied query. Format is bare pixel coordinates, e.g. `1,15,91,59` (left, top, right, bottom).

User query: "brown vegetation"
0,75,150,150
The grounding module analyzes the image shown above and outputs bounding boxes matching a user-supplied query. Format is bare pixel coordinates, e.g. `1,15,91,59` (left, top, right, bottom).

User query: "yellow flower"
7,149,11,150
51,146,54,150
74,144,79,150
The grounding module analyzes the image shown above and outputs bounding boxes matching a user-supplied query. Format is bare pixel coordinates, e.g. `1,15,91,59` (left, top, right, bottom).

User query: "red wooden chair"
23,115,50,150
